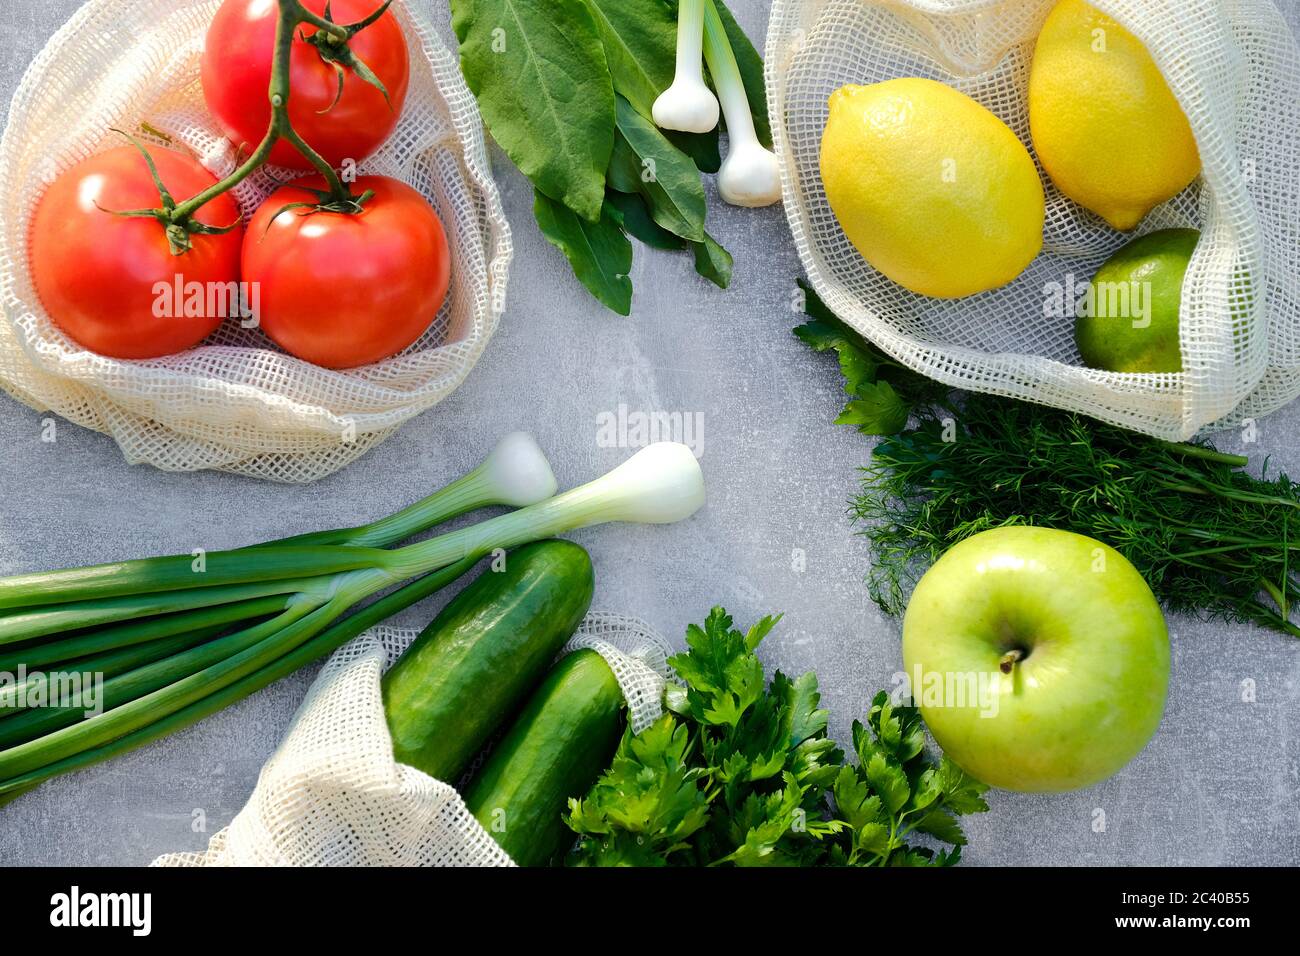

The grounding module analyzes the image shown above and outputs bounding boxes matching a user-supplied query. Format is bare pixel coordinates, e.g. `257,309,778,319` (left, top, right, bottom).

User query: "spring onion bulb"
653,0,720,134
0,440,704,796
260,431,558,551
478,431,560,507
385,442,706,578
549,440,706,525
703,0,781,207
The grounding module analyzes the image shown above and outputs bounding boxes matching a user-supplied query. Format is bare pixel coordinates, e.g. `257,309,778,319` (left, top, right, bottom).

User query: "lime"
1075,228,1199,373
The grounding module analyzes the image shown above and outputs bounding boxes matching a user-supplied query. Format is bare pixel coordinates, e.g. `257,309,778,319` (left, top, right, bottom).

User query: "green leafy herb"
609,96,707,242
793,279,1300,638
606,190,681,251
586,0,676,118
451,0,614,223
793,279,946,434
454,0,766,312
690,234,733,289
587,0,723,170
533,192,632,315
858,393,1300,635
607,191,732,289
566,607,989,866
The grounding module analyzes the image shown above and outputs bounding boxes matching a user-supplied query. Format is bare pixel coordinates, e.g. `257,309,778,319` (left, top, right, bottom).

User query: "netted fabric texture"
563,614,673,734
151,612,671,867
766,0,1300,439
0,0,511,481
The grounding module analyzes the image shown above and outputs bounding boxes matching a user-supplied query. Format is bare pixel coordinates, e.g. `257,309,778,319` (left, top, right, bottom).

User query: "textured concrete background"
1,0,1298,866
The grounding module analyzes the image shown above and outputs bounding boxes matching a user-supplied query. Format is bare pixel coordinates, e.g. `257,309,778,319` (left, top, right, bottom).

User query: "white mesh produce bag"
151,613,670,867
766,0,1300,439
0,0,511,482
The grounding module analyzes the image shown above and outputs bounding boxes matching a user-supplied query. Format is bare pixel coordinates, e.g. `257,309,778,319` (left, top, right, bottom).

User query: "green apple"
901,526,1169,792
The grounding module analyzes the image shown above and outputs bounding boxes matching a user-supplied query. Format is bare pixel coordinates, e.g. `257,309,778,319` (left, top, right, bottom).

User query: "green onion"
703,0,780,207
0,557,480,801
0,574,336,646
243,431,558,551
0,547,385,614
652,0,720,134
0,431,557,616
0,439,704,799
0,596,288,673
0,603,316,749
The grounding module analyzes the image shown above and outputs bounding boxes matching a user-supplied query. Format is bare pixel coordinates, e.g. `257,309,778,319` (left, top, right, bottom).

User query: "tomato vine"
119,0,395,254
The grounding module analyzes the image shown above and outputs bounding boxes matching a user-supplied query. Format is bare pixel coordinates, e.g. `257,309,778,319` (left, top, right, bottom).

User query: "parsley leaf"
565,607,991,866
793,278,947,435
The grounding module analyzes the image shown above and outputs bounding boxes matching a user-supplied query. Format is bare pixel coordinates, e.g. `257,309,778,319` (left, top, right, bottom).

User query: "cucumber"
463,648,625,866
382,539,593,782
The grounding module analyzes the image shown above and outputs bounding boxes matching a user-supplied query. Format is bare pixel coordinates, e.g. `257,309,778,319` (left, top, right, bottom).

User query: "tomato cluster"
28,0,451,369
203,0,410,172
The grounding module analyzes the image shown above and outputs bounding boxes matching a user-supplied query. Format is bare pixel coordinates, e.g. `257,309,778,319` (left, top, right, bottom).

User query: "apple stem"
998,648,1024,675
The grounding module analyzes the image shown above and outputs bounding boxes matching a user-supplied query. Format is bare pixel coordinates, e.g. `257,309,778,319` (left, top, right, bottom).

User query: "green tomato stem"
296,3,350,37
167,0,361,228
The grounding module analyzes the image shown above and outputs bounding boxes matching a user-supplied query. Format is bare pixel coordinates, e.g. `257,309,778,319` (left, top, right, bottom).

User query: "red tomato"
242,175,451,368
201,0,410,170
28,146,243,359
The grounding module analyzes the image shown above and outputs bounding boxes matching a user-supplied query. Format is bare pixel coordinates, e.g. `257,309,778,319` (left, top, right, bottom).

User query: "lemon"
1028,0,1201,231
820,78,1044,298
1075,228,1198,373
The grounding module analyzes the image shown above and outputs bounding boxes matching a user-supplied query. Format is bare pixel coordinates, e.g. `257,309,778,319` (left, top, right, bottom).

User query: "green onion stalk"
0,436,706,802
701,0,780,207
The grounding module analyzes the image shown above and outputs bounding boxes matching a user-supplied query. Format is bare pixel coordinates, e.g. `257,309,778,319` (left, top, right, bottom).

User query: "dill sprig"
792,279,1300,639
857,395,1300,638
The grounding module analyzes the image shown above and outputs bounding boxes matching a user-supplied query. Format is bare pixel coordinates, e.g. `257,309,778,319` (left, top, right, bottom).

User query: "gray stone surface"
1,0,1298,867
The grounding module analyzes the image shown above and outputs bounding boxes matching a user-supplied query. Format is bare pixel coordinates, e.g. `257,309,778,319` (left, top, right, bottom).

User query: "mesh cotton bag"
0,0,511,482
766,0,1300,440
151,613,671,867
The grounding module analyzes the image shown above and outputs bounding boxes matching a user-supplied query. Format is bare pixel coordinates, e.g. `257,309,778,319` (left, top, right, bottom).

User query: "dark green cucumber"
463,648,625,866
382,539,593,782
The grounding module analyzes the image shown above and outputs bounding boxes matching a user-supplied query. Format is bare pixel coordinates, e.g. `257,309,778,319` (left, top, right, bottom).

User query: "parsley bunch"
565,608,989,866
